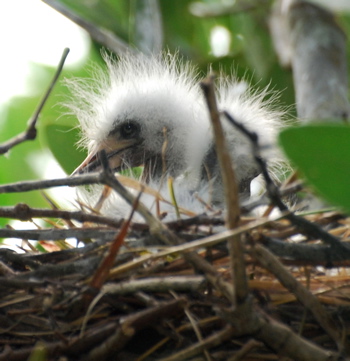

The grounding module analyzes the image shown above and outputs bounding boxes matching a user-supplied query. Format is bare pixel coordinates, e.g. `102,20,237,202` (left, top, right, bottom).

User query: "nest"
0,196,350,361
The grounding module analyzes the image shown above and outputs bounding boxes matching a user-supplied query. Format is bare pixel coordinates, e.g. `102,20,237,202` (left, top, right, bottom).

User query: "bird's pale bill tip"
71,152,97,176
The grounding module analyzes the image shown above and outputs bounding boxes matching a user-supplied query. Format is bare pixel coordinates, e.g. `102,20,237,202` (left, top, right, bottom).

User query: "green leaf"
121,167,143,179
58,0,130,42
279,124,350,212
28,341,47,361
44,124,86,174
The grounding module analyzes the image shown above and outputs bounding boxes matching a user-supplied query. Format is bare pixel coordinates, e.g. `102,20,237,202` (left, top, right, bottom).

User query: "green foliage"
279,124,350,213
44,124,85,174
27,342,47,361
121,167,143,179
57,0,130,42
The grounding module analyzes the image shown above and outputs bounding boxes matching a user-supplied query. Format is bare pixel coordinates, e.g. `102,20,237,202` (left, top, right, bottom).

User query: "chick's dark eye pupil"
121,122,137,138
124,124,133,133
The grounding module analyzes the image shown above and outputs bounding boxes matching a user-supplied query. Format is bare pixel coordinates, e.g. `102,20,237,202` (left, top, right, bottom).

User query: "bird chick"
68,52,287,220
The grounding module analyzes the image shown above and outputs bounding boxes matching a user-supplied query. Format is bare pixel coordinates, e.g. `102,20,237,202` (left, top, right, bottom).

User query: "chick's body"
68,53,287,220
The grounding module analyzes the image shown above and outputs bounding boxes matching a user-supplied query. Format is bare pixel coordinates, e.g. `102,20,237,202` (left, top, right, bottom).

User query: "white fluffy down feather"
66,52,288,221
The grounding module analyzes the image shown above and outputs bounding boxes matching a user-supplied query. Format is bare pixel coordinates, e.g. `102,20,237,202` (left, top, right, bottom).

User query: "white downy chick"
68,52,287,221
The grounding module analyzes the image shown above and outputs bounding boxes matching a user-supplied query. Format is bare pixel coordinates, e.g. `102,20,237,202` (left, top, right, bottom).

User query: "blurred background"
0,0,349,230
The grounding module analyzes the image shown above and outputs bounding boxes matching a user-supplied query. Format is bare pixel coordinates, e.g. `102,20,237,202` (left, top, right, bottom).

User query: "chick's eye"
120,122,139,138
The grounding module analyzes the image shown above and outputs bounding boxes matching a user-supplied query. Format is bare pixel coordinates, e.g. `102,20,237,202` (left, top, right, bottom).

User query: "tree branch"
0,48,70,154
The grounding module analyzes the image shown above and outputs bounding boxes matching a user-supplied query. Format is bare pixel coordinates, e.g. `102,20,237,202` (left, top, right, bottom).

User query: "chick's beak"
71,138,137,176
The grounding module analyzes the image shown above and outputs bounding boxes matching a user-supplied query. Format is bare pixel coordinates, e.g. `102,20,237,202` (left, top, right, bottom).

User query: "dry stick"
158,326,236,361
0,204,123,228
200,76,240,224
102,276,206,296
0,204,224,237
223,110,350,256
0,166,109,217
0,48,70,155
0,227,118,241
253,244,345,352
201,76,248,306
227,339,264,361
0,173,103,193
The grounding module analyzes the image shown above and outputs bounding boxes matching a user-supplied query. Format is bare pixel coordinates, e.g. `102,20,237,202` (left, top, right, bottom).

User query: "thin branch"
0,204,122,228
0,48,70,155
201,76,248,306
200,77,240,223
223,110,350,256
0,173,101,193
0,203,226,234
101,276,206,296
0,228,118,241
227,339,263,361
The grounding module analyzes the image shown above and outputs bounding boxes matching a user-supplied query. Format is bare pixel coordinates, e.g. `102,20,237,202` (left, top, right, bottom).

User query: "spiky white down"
67,52,288,221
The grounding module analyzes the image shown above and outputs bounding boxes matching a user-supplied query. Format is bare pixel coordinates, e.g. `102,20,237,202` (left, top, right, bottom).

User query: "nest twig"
1,203,350,361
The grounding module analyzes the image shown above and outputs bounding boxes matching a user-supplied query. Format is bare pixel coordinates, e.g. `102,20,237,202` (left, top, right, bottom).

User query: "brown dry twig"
201,75,248,307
